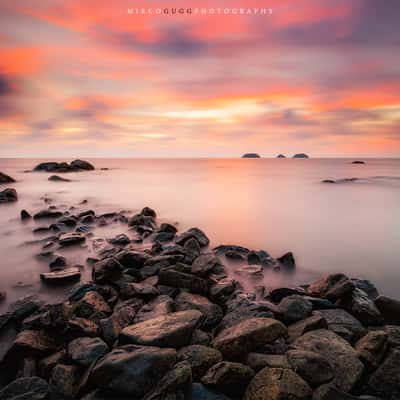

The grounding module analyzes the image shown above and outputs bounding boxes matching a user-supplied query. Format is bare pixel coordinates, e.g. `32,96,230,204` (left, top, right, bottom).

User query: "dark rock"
0,188,18,203
308,273,355,301
59,232,85,246
159,223,177,233
158,268,208,295
68,337,109,366
355,331,388,370
33,210,63,219
374,295,400,324
247,250,270,265
269,287,307,303
21,210,32,220
242,153,260,158
134,295,174,324
38,350,66,379
276,154,286,158
0,171,15,184
108,234,130,246
189,383,232,400
244,353,290,371
153,231,175,242
214,244,250,255
116,250,149,269
120,282,159,300
176,227,210,247
384,325,400,347
67,318,100,338
209,279,237,305
288,314,328,342
70,159,95,170
0,291,5,302
40,267,81,284
244,367,312,400
8,295,44,322
57,215,77,227
50,363,81,397
287,350,334,387
293,329,364,392
224,250,245,260
74,291,111,319
119,310,203,348
322,179,336,184
88,345,176,396
277,252,296,269
92,257,123,283
352,160,365,164
49,255,67,269
0,376,49,400
313,383,359,400
352,279,379,300
190,329,212,346
293,153,309,158
48,175,71,182
277,295,312,324
192,254,222,277
213,318,287,360
201,361,255,395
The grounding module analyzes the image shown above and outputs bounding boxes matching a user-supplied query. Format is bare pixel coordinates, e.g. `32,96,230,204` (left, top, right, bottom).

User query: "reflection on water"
0,157,399,311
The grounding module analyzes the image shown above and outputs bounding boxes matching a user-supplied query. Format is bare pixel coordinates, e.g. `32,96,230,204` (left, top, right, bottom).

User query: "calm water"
0,158,399,311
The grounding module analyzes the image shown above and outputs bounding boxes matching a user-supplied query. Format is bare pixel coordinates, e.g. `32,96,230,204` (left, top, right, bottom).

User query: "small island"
242,153,261,158
292,153,309,159
276,154,286,158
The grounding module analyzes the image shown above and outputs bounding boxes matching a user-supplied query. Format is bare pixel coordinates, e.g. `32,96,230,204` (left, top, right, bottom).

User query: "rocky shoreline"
0,200,399,399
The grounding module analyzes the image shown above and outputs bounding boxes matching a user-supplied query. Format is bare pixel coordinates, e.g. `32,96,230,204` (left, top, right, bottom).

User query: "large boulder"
176,228,210,247
74,291,111,319
0,377,49,400
213,318,287,360
0,172,15,184
293,329,364,392
92,257,123,283
308,273,355,301
277,295,312,324
0,188,17,203
244,367,312,400
158,268,208,295
68,337,109,366
192,254,222,277
119,310,203,348
288,314,328,342
88,345,176,396
244,353,290,371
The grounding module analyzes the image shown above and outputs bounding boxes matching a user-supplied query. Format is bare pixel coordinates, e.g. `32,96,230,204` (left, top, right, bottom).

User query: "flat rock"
0,376,49,400
213,318,287,360
59,232,85,246
48,175,71,182
119,310,203,348
33,210,63,219
40,267,81,284
68,337,109,366
0,188,17,203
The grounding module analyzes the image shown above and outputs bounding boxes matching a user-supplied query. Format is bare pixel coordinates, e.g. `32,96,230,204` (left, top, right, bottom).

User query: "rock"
0,171,15,184
352,279,379,300
213,318,287,360
322,179,336,184
177,345,223,380
48,175,71,182
8,295,44,322
313,383,359,400
242,153,260,158
244,367,312,400
92,257,123,283
367,348,400,400
74,291,111,319
245,353,290,371
192,254,222,277
158,268,208,295
67,318,100,338
352,160,365,164
0,188,17,203
119,310,203,348
59,232,85,246
175,292,223,330
40,267,81,284
0,290,5,302
374,295,400,324
269,287,307,303
176,227,210,247
201,361,255,395
277,252,296,269
117,250,149,269
191,329,213,346
277,295,312,324
247,250,270,265
287,350,334,387
68,337,109,366
355,331,388,370
0,376,49,400
70,159,95,170
293,329,364,392
50,363,81,397
276,154,286,158
33,210,63,219
88,345,176,396
189,383,232,400
120,282,159,300
288,314,328,342
384,325,400,347
38,350,66,379
209,279,237,305
134,295,174,324
293,153,309,158
154,231,175,243
49,255,67,269
315,309,367,342
20,209,32,220
308,273,355,301
224,250,245,260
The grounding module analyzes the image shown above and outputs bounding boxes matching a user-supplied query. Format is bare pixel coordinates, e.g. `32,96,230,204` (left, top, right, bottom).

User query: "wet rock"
158,267,208,295
244,367,312,400
0,188,18,203
48,175,71,182
247,250,270,265
108,234,130,246
119,310,203,348
288,314,328,342
192,254,222,277
374,295,400,324
175,292,223,330
50,363,81,397
268,287,307,303
213,318,287,360
134,295,174,324
176,227,210,247
88,345,176,396
59,232,85,246
209,279,237,305
177,345,222,380
8,295,44,322
68,337,109,366
0,376,49,400
244,353,290,372
116,250,149,269
0,171,15,184
49,255,67,269
120,282,159,300
57,215,77,227
352,160,365,164
293,329,364,392
189,383,232,400
40,267,81,284
33,210,63,219
277,295,312,324
92,257,123,283
140,255,183,279
74,291,111,319
277,251,296,269
154,231,175,243
225,250,245,260
21,209,32,220
355,331,388,370
287,350,334,387
201,361,255,395
70,159,95,170
366,348,400,400
67,318,100,338
308,273,355,301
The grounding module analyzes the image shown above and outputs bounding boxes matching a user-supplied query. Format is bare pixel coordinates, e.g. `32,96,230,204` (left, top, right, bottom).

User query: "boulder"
92,257,123,283
293,153,309,158
247,250,270,265
134,295,174,324
355,331,388,371
0,188,17,203
189,383,232,400
308,273,355,301
374,295,400,324
242,153,260,158
70,159,95,170
269,287,307,303
119,310,203,348
201,361,255,395
88,345,176,396
48,175,71,182
40,267,81,284
158,268,208,295
21,209,32,220
209,279,237,305
176,228,210,247
68,337,109,366
244,367,312,400
288,314,328,342
0,376,49,400
277,295,312,324
74,291,111,319
33,210,63,219
116,250,149,269
59,232,85,246
192,254,222,277
244,353,290,371
0,172,15,184
213,318,287,360
277,252,296,269
293,329,364,392
50,363,81,397
177,345,222,380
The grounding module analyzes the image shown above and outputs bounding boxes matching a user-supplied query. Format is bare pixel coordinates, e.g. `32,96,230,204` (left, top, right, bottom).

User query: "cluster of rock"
0,207,400,400
33,160,95,173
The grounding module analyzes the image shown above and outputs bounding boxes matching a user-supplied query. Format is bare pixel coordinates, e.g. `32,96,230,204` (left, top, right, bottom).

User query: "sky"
0,0,399,158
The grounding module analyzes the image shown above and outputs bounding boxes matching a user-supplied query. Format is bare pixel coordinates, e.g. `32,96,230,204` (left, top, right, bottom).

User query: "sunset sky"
0,0,399,157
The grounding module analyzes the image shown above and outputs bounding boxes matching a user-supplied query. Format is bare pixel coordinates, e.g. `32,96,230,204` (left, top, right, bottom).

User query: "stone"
242,153,260,158
269,287,307,303
74,291,111,319
190,329,212,346
38,351,66,378
374,295,400,324
59,232,85,246
277,252,296,269
277,295,312,324
201,361,255,395
352,279,379,300
158,268,208,295
192,254,222,277
308,273,355,301
134,295,174,324
0,377,49,400
0,188,18,203
33,210,63,219
117,250,149,269
189,383,232,400
8,295,44,322
313,383,359,400
48,175,71,182
293,329,364,392
287,350,334,387
367,348,400,399
288,314,328,341
88,345,176,396
209,279,237,305
21,210,32,220
50,363,81,397
176,227,210,247
119,282,159,300
119,310,203,348
40,267,81,284
247,250,270,265
49,255,67,269
384,325,400,347
177,345,223,380
244,367,312,400
0,171,15,184
293,153,309,158
213,318,287,360
92,257,123,283
245,353,290,371
68,337,109,366
355,331,388,370
70,159,95,170
175,292,223,330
